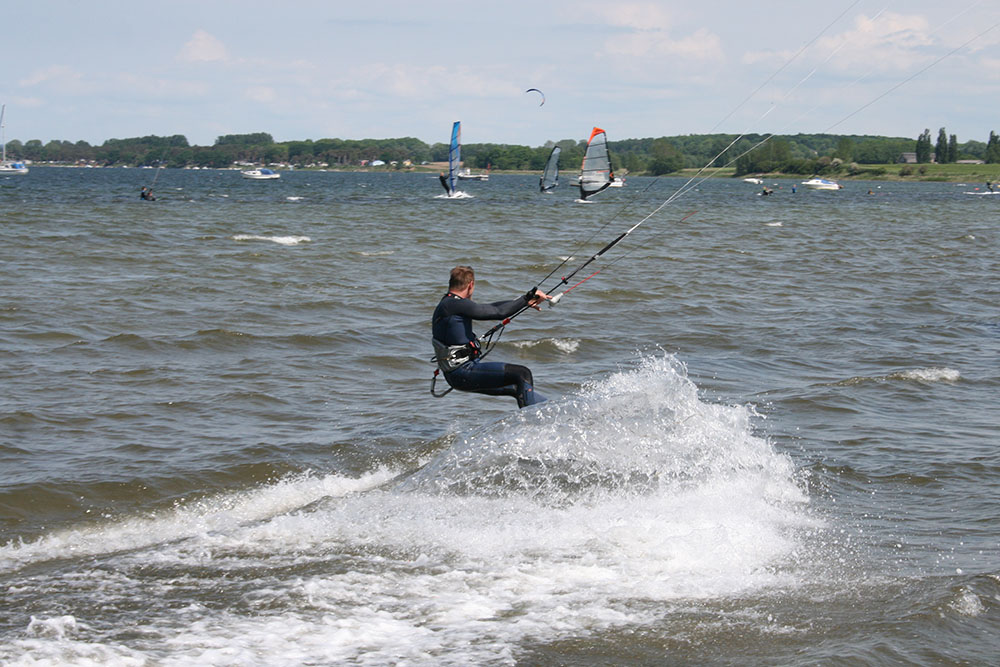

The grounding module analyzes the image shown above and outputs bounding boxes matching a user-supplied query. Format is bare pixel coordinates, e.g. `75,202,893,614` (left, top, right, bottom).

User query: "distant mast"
0,104,5,163
447,121,461,195
540,146,561,193
579,127,613,200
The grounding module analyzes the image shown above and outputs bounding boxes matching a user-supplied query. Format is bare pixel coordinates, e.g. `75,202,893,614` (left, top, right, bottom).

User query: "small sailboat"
540,146,561,193
578,127,613,201
0,105,29,175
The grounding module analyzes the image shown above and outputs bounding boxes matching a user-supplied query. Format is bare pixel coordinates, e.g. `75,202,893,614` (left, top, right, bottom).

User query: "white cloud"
586,2,723,65
19,65,83,88
346,63,520,100
11,96,43,108
116,73,210,98
602,2,673,31
605,26,723,61
817,12,934,72
178,30,229,63
245,86,277,102
743,12,936,74
980,57,1000,79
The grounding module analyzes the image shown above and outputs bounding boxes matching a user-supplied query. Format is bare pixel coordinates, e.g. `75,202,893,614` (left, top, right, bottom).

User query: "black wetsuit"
439,174,451,195
432,292,545,408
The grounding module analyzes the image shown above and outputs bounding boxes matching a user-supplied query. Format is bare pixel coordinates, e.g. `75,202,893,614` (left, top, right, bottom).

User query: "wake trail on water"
1,354,828,665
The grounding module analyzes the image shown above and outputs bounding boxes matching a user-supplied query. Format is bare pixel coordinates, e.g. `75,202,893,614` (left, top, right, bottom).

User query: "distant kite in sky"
525,88,545,106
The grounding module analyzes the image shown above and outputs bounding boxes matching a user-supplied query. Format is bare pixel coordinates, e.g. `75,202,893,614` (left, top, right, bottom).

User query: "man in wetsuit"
432,265,550,408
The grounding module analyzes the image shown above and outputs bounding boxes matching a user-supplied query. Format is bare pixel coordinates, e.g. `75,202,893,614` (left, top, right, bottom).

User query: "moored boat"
241,168,280,180
802,177,842,190
0,105,28,174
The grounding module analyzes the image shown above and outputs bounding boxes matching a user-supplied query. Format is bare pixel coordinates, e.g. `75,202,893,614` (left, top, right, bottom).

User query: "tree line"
4,128,998,175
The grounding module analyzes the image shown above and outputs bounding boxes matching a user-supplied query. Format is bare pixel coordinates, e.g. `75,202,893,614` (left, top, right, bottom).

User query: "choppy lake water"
1,167,998,664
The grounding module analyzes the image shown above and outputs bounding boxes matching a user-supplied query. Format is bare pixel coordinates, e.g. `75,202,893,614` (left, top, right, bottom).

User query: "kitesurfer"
140,186,155,201
432,265,549,408
986,181,994,193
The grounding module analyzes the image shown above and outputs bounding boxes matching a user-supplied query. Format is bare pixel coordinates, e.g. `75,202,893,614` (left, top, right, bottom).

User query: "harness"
430,338,482,397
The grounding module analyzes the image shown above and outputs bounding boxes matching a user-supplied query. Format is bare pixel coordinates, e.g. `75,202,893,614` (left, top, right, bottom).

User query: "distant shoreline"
27,162,1000,183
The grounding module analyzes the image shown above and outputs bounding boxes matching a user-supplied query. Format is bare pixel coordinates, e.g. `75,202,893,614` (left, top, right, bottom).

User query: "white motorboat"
456,167,488,181
743,177,763,184
802,177,842,190
241,168,280,180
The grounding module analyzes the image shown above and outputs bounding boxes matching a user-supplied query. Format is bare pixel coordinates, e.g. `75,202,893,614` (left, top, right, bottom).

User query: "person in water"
139,186,155,201
432,265,550,408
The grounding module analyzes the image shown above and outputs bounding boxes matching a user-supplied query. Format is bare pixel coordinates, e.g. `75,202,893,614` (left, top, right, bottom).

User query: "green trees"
215,132,273,147
8,127,1000,172
647,138,684,175
835,137,854,161
915,129,933,163
935,128,949,163
985,131,1000,163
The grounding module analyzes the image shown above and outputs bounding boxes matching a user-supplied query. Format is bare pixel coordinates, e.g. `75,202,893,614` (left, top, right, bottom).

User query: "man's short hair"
449,265,474,290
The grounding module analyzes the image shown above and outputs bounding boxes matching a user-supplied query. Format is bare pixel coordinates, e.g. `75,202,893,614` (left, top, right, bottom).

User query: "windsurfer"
432,265,549,408
439,172,451,195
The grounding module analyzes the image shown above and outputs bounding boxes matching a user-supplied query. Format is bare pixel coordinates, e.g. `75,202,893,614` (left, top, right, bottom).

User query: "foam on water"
949,589,985,617
888,367,961,383
837,367,962,386
1,355,819,665
231,234,311,245
511,337,580,354
0,469,399,572
357,250,395,257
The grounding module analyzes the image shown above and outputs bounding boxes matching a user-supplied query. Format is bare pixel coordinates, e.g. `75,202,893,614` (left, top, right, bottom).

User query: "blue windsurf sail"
447,121,461,195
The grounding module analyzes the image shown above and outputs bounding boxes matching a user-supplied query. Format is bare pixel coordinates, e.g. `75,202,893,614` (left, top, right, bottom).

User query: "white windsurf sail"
579,127,612,200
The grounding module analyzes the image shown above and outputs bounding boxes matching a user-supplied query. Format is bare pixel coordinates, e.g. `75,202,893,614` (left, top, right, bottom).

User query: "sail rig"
540,146,560,193
579,127,613,200
446,121,461,195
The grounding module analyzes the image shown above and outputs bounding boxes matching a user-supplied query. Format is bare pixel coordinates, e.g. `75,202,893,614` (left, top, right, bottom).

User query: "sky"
3,0,999,148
